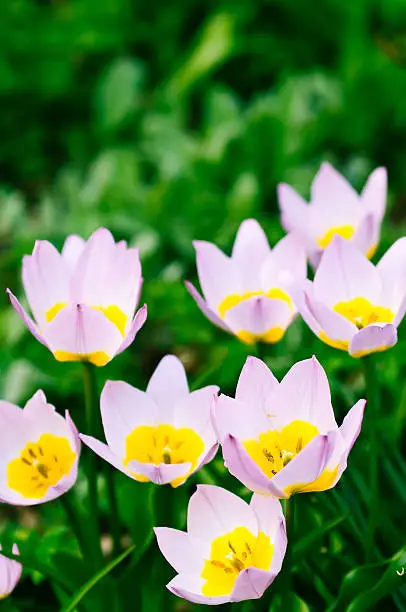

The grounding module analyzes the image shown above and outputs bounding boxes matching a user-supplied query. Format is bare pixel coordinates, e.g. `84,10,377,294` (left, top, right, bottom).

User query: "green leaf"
269,593,311,611
60,545,135,612
2,550,72,593
293,514,348,560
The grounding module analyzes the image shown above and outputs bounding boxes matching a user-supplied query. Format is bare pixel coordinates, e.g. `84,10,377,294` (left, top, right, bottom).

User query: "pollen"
7,434,76,499
201,527,273,596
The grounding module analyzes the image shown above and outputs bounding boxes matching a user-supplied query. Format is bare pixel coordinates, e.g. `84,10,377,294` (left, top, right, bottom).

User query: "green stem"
83,362,103,567
105,466,121,557
283,497,295,596
363,354,379,562
61,492,92,561
255,341,268,364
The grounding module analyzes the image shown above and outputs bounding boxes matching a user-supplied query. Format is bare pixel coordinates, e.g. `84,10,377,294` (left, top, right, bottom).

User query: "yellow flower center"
7,434,76,499
124,424,205,487
333,297,394,329
201,527,273,596
45,302,128,336
243,420,337,497
317,225,354,249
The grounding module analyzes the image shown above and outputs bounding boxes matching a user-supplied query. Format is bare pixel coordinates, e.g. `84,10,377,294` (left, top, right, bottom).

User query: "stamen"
228,541,237,554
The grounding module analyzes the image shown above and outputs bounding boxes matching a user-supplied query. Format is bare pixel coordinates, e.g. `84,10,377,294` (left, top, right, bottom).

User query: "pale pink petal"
0,545,22,597
65,410,81,456
232,568,274,601
311,163,360,219
147,355,189,411
377,238,406,312
116,304,147,355
221,435,284,497
339,399,365,457
22,241,70,325
269,357,337,431
361,167,387,221
277,183,310,236
7,290,49,348
261,233,307,292
292,281,323,337
193,240,242,309
174,386,219,446
314,235,381,307
154,528,204,575
236,356,279,406
348,324,397,358
23,391,76,443
187,485,258,553
167,574,230,606
80,435,132,477
305,295,356,344
213,394,270,442
231,219,271,291
269,517,288,576
106,247,142,318
271,433,333,497
394,292,406,327
249,494,285,540
100,380,160,457
352,215,377,256
224,296,293,339
184,281,230,331
43,304,123,363
126,460,191,485
61,235,86,272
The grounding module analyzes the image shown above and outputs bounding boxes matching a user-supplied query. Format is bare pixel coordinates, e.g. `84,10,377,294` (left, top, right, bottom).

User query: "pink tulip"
155,485,286,604
81,355,218,487
0,544,22,598
186,219,306,344
213,356,365,498
295,235,406,357
8,228,147,366
278,163,387,265
0,391,80,505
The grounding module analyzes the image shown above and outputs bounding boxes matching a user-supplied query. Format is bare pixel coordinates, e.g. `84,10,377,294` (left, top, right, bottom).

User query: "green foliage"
2,0,406,610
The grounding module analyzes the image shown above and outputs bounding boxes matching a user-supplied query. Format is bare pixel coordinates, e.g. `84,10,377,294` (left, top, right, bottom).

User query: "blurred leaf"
293,514,348,560
269,592,311,611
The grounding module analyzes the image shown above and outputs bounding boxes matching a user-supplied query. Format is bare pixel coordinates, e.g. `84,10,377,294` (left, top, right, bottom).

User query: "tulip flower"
213,356,365,498
295,235,406,357
0,544,22,599
186,219,306,344
81,355,218,487
0,391,80,505
155,485,286,604
278,163,387,265
8,228,147,366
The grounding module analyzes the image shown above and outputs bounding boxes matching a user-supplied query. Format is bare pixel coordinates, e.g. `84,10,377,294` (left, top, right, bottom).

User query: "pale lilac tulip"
295,235,406,357
0,391,80,505
278,163,387,265
155,485,286,604
8,228,147,366
0,544,22,599
186,219,307,344
81,355,218,487
213,356,365,499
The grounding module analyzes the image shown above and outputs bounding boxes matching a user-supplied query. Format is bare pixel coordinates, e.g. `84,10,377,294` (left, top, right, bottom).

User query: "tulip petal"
187,485,258,553
0,545,22,598
61,234,86,271
7,290,49,348
167,574,230,606
147,355,189,411
277,183,310,237
314,236,381,307
80,435,132,477
231,219,271,291
100,380,160,457
236,356,279,406
154,528,203,575
127,460,191,485
213,394,270,442
352,214,376,256
340,399,365,456
261,233,307,291
377,237,406,313
193,240,242,309
224,296,292,341
311,163,360,219
306,293,357,345
232,567,274,602
270,357,337,431
349,324,397,358
361,167,387,221
221,435,284,497
174,386,219,445
185,281,230,331
249,494,285,539
116,304,147,355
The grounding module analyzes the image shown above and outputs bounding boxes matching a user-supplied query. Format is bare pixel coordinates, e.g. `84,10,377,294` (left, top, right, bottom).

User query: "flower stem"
105,466,122,557
255,341,268,364
83,361,103,567
283,497,295,595
61,491,92,561
363,355,379,561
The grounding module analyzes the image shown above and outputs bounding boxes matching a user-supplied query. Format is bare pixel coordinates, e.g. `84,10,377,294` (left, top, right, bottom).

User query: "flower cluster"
1,161,402,605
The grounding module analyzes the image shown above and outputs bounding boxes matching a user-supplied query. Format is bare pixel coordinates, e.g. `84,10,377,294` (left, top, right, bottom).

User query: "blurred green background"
2,0,406,610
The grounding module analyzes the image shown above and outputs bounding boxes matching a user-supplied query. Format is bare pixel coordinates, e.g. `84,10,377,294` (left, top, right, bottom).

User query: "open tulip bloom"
295,235,406,357
213,356,365,498
186,219,306,344
0,544,22,599
155,485,286,605
8,228,147,366
278,163,387,265
81,355,218,487
0,391,80,505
